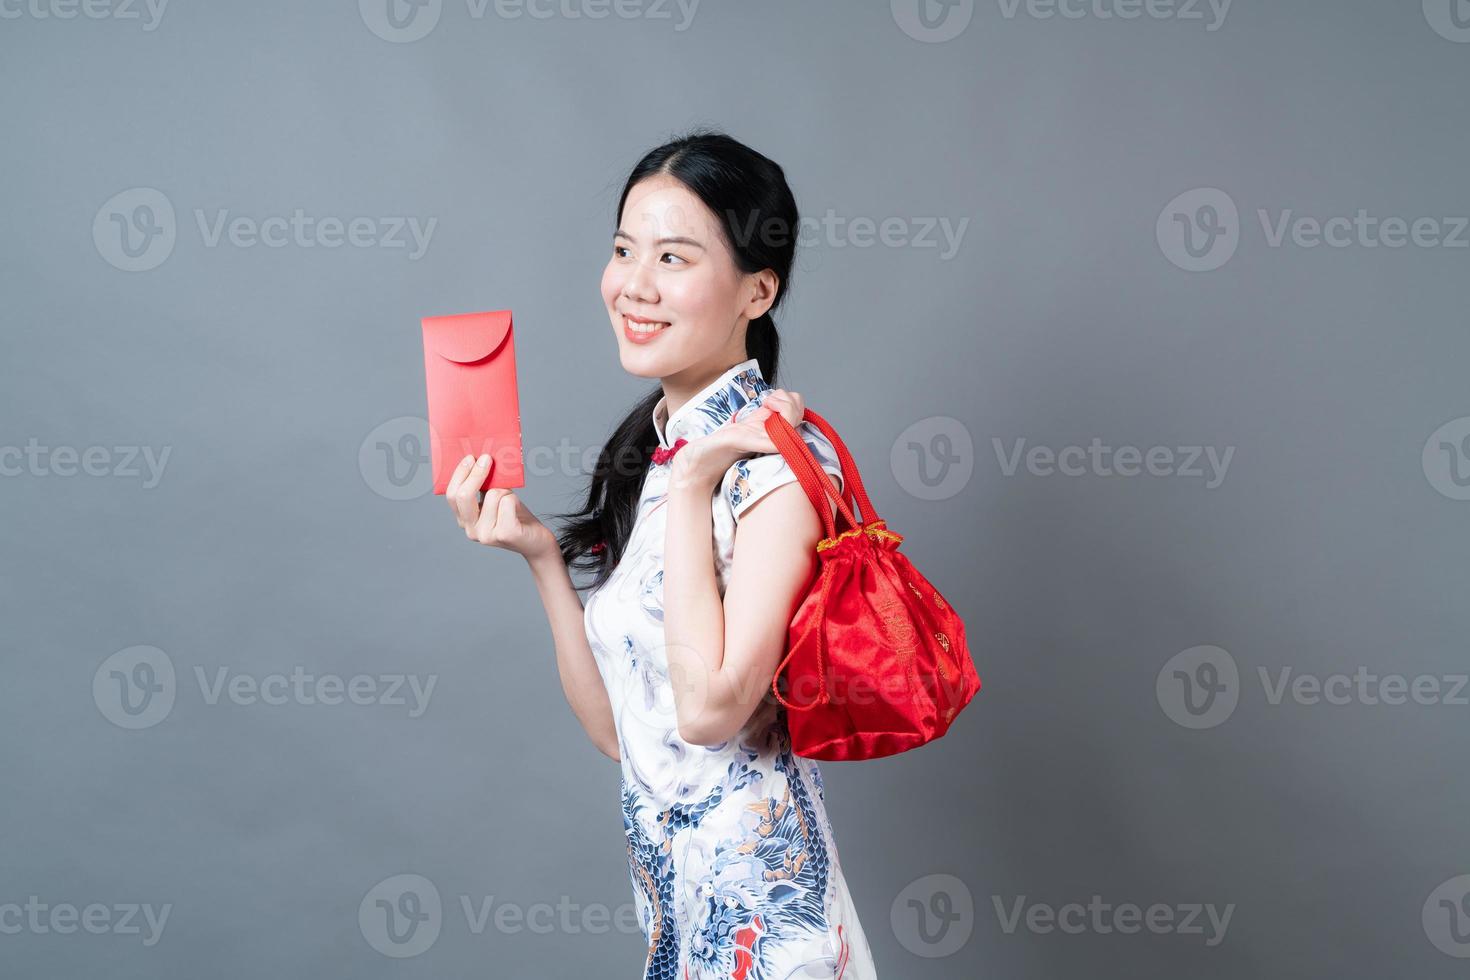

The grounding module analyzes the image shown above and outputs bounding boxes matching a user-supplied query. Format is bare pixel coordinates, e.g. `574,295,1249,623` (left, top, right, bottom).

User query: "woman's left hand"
669,388,806,491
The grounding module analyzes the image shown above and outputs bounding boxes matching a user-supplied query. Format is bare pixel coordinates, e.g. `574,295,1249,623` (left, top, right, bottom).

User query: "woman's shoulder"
720,398,844,524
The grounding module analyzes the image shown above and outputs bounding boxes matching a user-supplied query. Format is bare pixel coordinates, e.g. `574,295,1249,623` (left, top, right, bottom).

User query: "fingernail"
478,454,490,466
462,455,473,466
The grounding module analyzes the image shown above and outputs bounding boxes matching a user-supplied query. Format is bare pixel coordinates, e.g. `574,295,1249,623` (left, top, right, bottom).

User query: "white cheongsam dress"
583,357,880,979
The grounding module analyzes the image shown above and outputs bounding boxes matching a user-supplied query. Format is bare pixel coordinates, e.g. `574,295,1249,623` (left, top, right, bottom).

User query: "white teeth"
626,317,668,334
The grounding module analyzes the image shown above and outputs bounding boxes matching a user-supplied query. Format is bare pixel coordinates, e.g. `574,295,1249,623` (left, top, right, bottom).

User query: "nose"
621,256,658,305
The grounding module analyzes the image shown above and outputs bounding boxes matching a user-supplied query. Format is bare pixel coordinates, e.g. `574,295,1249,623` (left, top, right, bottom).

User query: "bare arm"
660,390,839,745
663,474,833,746
526,551,620,761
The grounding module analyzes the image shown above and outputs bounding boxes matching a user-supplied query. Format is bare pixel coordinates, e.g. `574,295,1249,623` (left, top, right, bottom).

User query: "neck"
660,349,749,420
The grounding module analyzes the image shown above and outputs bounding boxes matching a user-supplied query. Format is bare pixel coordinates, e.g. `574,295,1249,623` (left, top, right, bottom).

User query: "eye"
660,252,686,265
613,244,630,258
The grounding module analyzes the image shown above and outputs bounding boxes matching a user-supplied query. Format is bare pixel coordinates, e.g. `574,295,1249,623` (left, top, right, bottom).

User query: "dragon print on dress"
584,357,878,978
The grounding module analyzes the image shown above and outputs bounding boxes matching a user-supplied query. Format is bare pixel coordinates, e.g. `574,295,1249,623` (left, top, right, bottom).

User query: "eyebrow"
613,229,705,249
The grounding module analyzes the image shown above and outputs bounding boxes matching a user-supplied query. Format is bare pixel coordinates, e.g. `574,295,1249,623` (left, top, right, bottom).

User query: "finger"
453,454,492,529
759,392,803,429
497,490,521,534
473,488,510,542
445,454,475,503
778,391,804,426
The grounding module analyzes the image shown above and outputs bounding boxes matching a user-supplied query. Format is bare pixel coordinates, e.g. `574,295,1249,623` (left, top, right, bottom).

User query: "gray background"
3,0,1468,977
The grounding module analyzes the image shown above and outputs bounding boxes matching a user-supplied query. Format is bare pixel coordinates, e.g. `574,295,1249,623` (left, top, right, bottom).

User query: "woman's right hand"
447,454,559,563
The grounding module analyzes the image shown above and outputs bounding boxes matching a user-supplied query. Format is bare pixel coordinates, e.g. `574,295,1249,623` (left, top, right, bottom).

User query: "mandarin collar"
651,357,772,450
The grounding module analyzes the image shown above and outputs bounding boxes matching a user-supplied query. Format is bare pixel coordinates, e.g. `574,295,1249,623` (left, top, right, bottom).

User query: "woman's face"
600,173,775,381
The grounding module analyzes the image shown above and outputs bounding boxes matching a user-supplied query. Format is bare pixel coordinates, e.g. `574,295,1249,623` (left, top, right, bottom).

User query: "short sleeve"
720,416,845,525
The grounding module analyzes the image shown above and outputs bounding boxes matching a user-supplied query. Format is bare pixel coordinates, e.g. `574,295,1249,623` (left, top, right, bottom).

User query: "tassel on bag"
763,409,982,761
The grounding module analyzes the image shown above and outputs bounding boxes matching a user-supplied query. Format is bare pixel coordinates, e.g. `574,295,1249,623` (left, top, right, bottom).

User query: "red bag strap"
763,413,858,539
762,408,881,532
800,409,880,529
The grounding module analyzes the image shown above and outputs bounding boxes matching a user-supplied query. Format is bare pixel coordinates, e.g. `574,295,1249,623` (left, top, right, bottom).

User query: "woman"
445,130,878,978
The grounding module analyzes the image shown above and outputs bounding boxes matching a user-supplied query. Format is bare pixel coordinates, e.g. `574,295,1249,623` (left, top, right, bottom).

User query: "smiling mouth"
623,315,670,335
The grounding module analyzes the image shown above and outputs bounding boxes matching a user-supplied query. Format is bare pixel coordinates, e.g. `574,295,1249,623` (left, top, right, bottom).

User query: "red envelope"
421,309,525,495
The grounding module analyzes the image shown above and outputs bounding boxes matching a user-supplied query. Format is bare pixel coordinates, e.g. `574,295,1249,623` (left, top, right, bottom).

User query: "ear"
741,268,780,321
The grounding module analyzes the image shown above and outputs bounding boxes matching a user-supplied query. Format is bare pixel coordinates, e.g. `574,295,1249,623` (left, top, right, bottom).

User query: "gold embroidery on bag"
816,521,904,553
876,595,917,650
934,633,952,682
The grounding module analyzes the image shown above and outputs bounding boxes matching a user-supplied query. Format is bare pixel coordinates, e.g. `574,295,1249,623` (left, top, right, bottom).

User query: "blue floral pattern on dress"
583,357,875,979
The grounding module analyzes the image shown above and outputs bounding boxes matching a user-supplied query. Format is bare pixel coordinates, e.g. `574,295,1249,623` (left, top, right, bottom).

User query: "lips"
622,313,670,343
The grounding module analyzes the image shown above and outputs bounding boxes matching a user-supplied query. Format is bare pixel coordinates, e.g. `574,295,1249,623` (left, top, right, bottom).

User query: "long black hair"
550,128,801,591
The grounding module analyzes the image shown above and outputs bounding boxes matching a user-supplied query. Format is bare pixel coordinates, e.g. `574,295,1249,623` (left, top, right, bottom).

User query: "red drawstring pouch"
763,409,981,761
